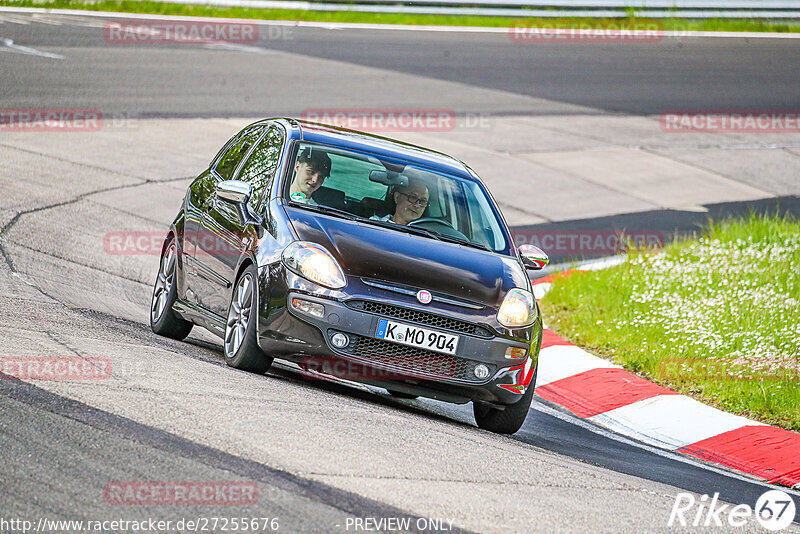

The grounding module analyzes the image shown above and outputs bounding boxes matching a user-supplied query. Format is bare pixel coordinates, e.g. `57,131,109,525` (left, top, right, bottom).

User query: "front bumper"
256,270,542,406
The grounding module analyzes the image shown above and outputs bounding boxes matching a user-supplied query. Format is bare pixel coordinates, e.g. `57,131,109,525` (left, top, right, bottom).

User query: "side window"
464,183,504,250
214,126,265,181
237,126,284,207
438,178,459,229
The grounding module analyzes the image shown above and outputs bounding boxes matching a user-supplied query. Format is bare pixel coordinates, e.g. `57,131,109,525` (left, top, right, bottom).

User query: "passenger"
373,178,429,226
289,148,331,204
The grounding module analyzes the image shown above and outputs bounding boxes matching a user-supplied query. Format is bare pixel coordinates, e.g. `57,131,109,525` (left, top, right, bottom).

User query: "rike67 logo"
669,489,796,531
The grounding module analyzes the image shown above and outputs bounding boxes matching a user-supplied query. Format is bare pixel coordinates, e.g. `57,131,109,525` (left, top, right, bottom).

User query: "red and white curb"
531,267,800,489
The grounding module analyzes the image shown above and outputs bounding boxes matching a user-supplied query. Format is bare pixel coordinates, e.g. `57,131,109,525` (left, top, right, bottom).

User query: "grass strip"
2,0,800,33
539,212,800,432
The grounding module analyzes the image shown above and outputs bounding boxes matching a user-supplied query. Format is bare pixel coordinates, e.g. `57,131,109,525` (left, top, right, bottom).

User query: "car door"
189,125,266,316
183,169,223,309
194,124,284,317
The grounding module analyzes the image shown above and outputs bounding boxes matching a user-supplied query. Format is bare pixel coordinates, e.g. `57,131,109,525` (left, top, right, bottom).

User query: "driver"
372,178,429,226
289,147,331,204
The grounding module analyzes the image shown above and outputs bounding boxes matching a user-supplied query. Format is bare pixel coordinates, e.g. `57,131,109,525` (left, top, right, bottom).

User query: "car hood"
285,206,529,308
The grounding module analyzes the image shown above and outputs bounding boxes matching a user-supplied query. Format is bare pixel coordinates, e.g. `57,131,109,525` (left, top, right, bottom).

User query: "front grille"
347,300,492,337
343,334,490,382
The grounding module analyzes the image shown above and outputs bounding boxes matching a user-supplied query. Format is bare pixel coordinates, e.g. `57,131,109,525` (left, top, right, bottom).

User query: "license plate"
375,318,459,355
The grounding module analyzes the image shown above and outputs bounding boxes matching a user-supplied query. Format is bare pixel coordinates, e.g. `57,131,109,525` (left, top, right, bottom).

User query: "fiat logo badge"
416,290,432,304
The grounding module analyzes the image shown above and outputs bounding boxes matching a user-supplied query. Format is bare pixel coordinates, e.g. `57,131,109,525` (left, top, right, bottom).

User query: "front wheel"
473,372,536,434
150,237,193,340
224,264,273,374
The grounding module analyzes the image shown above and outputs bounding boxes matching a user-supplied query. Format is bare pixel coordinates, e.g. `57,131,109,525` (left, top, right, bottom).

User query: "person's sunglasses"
398,192,429,207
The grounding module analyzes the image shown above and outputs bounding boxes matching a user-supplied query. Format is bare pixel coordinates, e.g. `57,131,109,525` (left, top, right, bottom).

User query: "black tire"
387,390,418,400
150,237,193,340
224,263,273,374
473,369,537,434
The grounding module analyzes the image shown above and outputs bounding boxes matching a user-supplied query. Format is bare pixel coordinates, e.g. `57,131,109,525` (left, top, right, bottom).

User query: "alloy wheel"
225,272,253,358
151,243,176,324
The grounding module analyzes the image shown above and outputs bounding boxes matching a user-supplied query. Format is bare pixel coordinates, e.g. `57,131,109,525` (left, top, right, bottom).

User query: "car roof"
265,118,474,179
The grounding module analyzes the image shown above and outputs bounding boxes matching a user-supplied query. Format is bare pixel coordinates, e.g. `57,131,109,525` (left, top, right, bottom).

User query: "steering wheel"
408,217,469,240
409,217,455,230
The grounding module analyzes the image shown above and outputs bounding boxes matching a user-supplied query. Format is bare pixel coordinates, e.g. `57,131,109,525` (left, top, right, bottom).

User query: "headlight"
282,242,346,289
497,288,537,328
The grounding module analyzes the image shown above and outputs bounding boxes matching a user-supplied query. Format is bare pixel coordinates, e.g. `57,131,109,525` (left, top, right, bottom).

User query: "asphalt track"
1,11,800,116
1,11,799,533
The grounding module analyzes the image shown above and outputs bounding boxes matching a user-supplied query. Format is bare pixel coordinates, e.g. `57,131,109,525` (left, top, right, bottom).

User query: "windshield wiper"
363,219,492,251
291,202,358,221
361,218,443,241
427,232,493,252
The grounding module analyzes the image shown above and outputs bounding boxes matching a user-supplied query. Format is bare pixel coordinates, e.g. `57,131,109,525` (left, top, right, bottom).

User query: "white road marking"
0,37,64,59
531,282,551,300
536,344,621,386
0,13,32,25
579,255,627,271
202,42,277,53
37,14,109,28
2,7,800,39
29,13,64,26
589,394,764,450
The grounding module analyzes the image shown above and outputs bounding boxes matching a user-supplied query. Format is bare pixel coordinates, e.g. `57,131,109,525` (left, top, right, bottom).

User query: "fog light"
291,298,324,318
474,364,490,379
505,347,528,359
331,332,349,348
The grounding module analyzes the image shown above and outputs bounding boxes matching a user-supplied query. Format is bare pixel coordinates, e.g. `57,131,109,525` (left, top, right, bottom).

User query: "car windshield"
285,142,509,253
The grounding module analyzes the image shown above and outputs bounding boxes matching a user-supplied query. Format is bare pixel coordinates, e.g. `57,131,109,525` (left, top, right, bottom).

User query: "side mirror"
216,180,262,225
519,244,549,271
216,180,251,204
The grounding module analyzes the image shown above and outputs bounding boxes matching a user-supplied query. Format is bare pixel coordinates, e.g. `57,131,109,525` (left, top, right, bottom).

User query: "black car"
150,118,549,434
